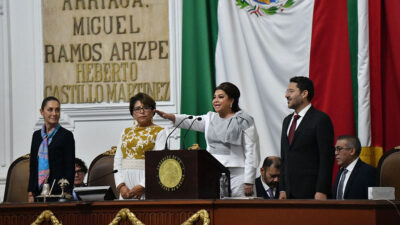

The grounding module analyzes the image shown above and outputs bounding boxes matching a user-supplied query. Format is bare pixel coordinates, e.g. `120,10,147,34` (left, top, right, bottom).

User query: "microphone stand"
86,169,118,186
164,116,193,150
181,117,202,150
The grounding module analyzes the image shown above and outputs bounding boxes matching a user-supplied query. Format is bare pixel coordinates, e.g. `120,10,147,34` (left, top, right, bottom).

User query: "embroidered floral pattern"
121,125,164,159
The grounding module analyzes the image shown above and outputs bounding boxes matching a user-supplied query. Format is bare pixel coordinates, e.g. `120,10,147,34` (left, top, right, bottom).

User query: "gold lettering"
120,62,128,82
76,63,85,83
159,40,169,59
73,17,84,35
107,83,117,102
94,63,102,82
127,83,135,98
110,43,121,61
44,86,52,98
108,0,119,9
129,62,138,82
116,16,127,34
70,43,82,62
132,0,143,7
44,45,55,63
85,63,94,82
88,0,98,9
61,85,70,104
117,83,126,102
121,42,132,60
87,84,93,103
95,84,104,102
112,63,121,82
137,41,147,60
120,0,129,8
57,45,69,63
103,63,111,82
129,15,140,33
76,0,86,9
91,16,101,35
148,41,157,60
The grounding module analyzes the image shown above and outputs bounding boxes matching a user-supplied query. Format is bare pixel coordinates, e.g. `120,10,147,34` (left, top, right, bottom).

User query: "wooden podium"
145,150,229,199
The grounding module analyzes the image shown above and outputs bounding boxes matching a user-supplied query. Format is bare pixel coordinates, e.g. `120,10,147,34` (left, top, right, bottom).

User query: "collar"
261,178,274,192
344,157,359,173
295,103,312,117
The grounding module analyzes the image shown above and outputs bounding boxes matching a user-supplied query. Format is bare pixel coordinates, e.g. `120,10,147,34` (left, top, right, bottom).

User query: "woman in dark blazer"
27,96,75,202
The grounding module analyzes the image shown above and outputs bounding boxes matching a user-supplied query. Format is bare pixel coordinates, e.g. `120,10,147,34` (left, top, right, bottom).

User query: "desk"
0,200,399,225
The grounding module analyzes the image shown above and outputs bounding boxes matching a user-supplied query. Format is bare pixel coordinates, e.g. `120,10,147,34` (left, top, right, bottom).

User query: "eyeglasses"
75,170,85,175
334,146,352,152
133,106,153,113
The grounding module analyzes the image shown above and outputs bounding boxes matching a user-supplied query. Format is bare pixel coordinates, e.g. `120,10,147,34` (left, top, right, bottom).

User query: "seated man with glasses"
333,135,377,199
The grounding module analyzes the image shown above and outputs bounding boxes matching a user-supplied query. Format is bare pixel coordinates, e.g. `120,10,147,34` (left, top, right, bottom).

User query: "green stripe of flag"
347,0,359,134
181,0,219,149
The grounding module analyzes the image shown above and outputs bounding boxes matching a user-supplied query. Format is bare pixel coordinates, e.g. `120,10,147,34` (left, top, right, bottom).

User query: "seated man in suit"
333,135,377,199
255,156,281,199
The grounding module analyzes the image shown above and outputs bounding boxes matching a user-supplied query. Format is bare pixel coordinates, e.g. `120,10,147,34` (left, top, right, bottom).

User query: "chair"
378,146,400,200
87,146,118,198
3,154,30,202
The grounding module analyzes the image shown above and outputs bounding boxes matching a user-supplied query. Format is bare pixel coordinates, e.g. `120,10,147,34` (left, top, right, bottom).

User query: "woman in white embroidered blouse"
113,93,167,199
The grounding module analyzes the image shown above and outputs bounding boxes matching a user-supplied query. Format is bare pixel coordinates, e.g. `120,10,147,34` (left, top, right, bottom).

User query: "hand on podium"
130,185,145,199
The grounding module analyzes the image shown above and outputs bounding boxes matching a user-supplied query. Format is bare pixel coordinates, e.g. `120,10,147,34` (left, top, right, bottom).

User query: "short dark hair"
75,158,88,174
214,82,241,112
129,93,156,116
290,76,314,101
41,96,60,110
262,157,281,170
337,135,362,156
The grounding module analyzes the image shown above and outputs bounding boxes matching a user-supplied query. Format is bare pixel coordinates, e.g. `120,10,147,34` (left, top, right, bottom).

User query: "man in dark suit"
279,76,334,199
332,135,377,199
255,156,281,199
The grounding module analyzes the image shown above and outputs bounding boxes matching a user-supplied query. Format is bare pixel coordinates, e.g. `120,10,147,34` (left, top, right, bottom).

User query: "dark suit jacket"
279,106,334,199
28,126,75,196
255,177,279,199
332,159,377,199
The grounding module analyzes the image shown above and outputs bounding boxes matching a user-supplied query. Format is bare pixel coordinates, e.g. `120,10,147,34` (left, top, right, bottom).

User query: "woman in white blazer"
156,82,260,197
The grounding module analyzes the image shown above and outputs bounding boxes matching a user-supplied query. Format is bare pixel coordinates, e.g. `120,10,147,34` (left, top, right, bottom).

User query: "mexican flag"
181,0,400,168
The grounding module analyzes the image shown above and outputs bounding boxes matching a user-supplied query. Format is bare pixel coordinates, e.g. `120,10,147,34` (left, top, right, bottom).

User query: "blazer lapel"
283,114,293,144
255,178,268,198
333,169,343,199
290,106,315,145
344,160,361,198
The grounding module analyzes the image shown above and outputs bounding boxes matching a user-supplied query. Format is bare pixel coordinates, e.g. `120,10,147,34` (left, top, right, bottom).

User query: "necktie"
337,169,348,199
288,115,300,144
267,188,274,199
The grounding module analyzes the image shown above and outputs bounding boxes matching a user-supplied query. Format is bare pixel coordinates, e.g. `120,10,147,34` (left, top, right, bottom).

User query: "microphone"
182,117,202,150
164,116,193,150
86,169,118,186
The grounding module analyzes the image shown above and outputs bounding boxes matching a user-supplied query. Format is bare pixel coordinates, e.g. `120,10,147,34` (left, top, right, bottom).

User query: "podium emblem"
157,155,185,191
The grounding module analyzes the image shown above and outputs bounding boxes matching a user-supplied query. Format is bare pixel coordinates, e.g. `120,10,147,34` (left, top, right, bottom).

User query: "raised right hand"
155,110,175,123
